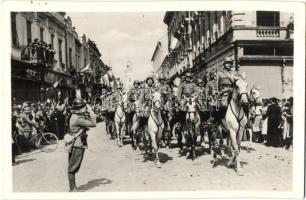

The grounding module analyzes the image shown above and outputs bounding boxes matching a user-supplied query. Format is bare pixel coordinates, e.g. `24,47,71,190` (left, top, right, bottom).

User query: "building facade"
163,11,294,98
11,12,108,103
151,35,169,78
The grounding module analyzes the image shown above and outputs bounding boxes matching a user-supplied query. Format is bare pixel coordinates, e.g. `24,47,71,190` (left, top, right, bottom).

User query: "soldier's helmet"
71,98,86,111
146,76,155,84
223,57,233,66
196,79,204,85
133,80,140,86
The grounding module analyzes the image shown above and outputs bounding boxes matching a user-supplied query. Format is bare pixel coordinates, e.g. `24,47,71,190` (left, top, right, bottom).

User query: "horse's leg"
228,127,242,175
236,126,245,175
115,121,120,146
248,128,253,149
119,123,124,147
192,124,200,160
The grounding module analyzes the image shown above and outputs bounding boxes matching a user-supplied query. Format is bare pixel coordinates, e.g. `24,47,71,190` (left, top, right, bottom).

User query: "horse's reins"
150,97,163,134
115,94,125,125
227,86,248,138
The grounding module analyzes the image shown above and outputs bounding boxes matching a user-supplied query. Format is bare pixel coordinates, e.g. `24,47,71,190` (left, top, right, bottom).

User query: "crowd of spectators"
247,96,293,149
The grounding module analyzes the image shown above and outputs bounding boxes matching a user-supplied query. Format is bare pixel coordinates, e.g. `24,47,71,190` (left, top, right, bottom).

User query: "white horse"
114,93,126,147
219,74,249,175
148,91,164,168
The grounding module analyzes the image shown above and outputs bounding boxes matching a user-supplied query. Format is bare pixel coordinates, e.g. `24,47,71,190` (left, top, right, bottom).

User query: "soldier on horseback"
156,74,171,132
217,56,239,112
176,72,198,148
206,70,218,109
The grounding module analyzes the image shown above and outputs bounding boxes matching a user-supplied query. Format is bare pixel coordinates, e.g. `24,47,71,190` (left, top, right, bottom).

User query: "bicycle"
18,124,59,153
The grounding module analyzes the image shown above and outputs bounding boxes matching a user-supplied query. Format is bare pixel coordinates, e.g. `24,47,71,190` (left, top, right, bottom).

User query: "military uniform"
177,75,198,111
217,60,239,110
206,71,218,109
68,99,96,192
196,84,208,112
127,83,141,113
137,84,154,117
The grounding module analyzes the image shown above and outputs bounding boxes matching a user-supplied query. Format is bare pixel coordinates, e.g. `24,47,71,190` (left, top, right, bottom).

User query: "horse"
216,74,249,175
184,95,201,160
167,96,184,152
147,91,164,167
114,92,126,147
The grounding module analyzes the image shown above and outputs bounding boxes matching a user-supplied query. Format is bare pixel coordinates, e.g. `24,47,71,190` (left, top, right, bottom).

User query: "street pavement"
13,122,292,192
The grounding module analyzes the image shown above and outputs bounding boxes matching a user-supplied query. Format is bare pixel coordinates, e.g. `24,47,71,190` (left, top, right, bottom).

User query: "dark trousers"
68,147,85,190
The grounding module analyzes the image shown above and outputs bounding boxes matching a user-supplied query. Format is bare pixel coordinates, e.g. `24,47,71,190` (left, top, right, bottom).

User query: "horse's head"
232,73,249,106
249,86,262,105
152,91,162,110
184,95,197,113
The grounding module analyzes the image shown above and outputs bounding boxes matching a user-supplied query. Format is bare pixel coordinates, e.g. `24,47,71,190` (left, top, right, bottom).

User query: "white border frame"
0,1,304,199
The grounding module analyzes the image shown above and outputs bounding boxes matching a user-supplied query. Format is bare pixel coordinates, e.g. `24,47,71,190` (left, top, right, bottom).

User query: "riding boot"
68,173,78,192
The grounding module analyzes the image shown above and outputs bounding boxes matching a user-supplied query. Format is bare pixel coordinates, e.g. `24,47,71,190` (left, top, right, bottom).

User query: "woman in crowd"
280,101,293,149
260,99,269,144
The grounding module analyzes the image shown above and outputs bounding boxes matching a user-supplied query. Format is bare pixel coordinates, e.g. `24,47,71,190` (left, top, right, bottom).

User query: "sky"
67,12,167,81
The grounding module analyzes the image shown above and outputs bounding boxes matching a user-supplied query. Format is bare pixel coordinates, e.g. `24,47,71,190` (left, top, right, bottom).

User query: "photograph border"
1,1,305,199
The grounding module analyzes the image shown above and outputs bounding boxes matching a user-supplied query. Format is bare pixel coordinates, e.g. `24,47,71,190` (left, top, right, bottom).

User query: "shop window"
69,48,72,68
58,39,62,63
26,20,32,44
256,11,280,27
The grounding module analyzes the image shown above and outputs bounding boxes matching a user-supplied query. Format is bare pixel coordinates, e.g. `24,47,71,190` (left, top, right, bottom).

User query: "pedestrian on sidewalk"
68,98,96,192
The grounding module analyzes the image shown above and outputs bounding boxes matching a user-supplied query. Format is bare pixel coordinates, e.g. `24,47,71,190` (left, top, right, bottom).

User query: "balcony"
233,27,288,41
256,29,280,38
21,41,56,67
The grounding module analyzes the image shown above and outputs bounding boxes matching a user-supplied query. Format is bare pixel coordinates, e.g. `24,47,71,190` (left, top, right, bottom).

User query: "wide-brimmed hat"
71,98,86,111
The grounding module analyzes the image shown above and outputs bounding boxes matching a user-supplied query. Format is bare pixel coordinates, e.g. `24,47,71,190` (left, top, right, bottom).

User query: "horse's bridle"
115,93,125,123
185,97,199,125
231,80,248,105
150,92,163,133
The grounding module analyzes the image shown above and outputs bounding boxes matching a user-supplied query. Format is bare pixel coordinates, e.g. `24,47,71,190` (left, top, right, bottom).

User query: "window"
40,28,44,41
69,48,72,68
26,20,32,44
11,13,18,46
50,34,54,48
84,58,87,67
256,11,280,27
75,53,78,70
58,39,62,63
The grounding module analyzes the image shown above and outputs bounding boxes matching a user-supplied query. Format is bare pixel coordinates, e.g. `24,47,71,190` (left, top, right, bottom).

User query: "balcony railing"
21,41,56,67
256,29,280,38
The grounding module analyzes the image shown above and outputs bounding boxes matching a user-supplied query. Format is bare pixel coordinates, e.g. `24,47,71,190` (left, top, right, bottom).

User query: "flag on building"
80,63,92,73
170,35,179,50
53,79,62,88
